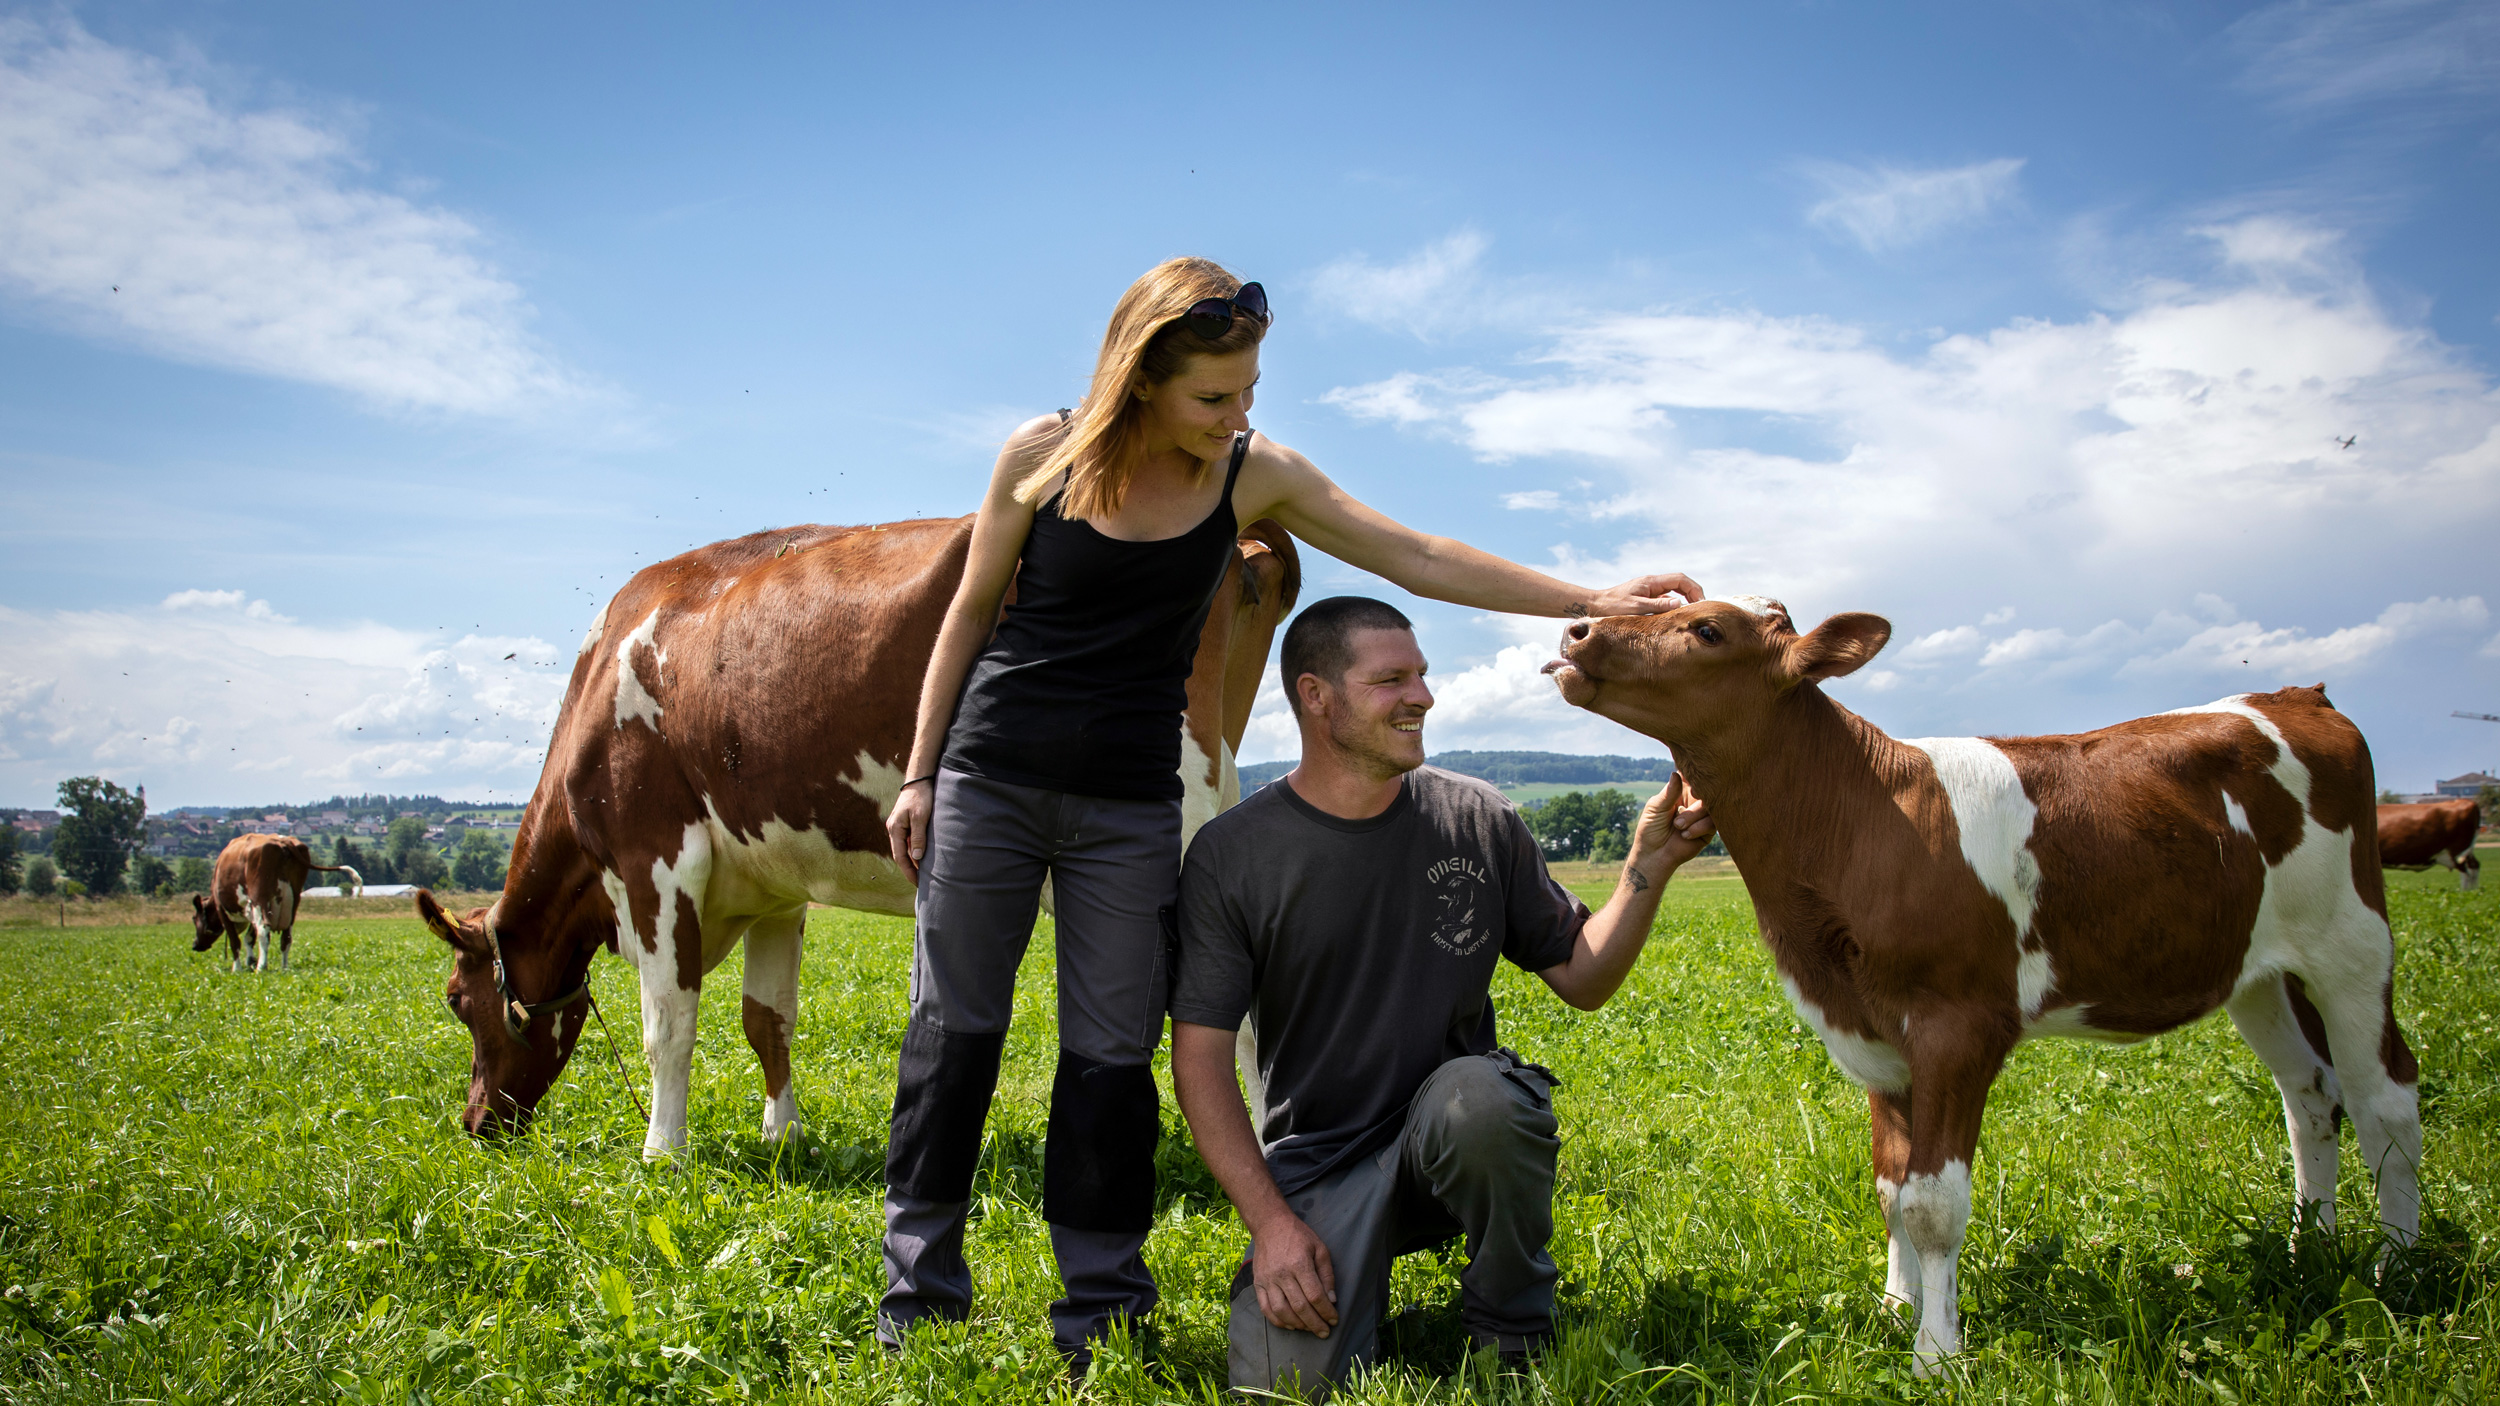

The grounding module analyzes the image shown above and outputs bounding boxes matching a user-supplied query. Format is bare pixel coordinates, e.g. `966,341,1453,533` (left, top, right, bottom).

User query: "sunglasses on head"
1183,282,1270,340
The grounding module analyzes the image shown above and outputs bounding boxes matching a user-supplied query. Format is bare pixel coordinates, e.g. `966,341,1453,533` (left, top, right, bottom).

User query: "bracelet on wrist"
903,773,938,789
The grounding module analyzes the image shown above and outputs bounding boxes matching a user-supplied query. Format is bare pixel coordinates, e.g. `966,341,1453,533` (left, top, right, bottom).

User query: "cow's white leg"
1880,1179,1921,1311
244,902,270,974
1870,1089,1919,1314
637,948,699,1159
2226,976,2344,1228
741,910,805,1144
2309,972,2422,1252
1897,1159,1971,1371
621,824,712,1160
275,880,295,972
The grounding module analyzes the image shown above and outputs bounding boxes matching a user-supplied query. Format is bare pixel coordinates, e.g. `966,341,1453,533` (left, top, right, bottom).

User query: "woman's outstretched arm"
885,416,1058,879
1235,438,1701,616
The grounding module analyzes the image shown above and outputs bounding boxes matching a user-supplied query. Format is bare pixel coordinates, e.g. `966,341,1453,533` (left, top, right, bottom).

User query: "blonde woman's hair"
1016,257,1268,521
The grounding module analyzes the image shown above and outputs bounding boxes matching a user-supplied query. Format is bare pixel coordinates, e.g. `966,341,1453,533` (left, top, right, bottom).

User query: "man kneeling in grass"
1170,596,1715,1396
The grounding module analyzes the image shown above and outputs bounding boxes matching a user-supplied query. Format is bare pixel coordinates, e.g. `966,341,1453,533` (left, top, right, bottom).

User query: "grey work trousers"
1231,1052,1562,1398
881,767,1181,1354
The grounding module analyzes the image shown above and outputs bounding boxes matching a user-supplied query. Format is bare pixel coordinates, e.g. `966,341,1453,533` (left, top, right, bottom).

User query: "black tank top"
941,429,1248,801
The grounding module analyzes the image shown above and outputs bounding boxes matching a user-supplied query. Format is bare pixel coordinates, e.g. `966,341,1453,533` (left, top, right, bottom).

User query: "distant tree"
173,856,212,892
0,827,18,895
130,854,174,897
450,830,506,891
2479,784,2499,828
23,857,57,898
53,777,148,896
2378,789,2405,804
386,817,446,889
1522,789,1640,861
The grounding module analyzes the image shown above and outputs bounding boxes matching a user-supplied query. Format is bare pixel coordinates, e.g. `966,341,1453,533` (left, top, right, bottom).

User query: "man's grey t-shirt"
1171,766,1589,1195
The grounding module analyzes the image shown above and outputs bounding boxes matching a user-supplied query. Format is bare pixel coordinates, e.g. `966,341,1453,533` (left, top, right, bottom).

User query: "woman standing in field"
880,257,1701,1365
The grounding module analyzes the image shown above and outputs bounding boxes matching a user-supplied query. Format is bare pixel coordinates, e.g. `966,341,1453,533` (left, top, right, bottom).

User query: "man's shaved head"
1280,597,1415,714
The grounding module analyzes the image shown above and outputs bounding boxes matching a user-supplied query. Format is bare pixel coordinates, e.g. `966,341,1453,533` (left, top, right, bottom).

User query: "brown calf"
1547,597,2421,1372
417,516,1299,1153
2377,799,2481,891
190,834,363,972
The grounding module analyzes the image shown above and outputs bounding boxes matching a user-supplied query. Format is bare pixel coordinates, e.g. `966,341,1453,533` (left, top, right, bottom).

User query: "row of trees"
1520,787,1727,864
0,778,509,898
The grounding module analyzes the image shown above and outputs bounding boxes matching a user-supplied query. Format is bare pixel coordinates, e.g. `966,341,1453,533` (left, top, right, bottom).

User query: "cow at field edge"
1545,597,2420,1373
2377,799,2481,891
191,834,365,973
416,515,1300,1153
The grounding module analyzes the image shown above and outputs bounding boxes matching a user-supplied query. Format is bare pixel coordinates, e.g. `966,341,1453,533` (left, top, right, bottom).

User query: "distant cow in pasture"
191,834,364,973
2377,799,2481,890
1545,597,2421,1373
416,515,1300,1153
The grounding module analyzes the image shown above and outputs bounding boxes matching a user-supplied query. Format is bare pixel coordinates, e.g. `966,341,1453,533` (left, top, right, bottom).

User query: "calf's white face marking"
613,609,667,731
1903,736,2053,1019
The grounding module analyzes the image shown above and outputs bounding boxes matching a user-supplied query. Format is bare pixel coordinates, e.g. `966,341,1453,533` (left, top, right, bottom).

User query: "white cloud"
2198,215,2345,276
1503,489,1561,511
1309,229,1490,337
1321,218,2500,757
0,592,568,806
2231,0,2500,111
1803,157,2025,251
0,16,588,415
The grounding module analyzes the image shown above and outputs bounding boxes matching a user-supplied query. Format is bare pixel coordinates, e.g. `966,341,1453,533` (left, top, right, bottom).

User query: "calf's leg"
1869,1088,1918,1314
1898,1036,2005,1375
741,910,805,1144
2226,975,2344,1230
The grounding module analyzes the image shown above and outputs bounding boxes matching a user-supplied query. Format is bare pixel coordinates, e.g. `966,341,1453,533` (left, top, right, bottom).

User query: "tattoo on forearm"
1566,601,1590,618
1623,866,1649,895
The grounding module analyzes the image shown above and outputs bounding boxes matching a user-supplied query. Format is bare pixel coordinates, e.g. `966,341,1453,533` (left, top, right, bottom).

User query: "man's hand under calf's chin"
1626,773,1714,885
1251,1210,1340,1338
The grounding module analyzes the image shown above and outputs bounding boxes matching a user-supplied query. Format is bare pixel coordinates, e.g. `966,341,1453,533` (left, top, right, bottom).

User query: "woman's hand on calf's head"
1582,572,1703,618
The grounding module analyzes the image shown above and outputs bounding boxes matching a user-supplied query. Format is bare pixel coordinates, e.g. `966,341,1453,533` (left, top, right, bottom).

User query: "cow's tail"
312,863,364,896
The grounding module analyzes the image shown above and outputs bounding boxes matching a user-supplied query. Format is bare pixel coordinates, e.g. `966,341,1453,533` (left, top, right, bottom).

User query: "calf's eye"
1695,622,1724,645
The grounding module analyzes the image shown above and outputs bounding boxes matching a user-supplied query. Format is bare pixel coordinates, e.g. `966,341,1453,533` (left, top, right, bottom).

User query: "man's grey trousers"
881,768,1180,1355
1231,1052,1562,1396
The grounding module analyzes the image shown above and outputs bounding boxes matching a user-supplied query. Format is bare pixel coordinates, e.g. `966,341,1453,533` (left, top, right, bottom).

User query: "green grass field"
2,867,2494,1403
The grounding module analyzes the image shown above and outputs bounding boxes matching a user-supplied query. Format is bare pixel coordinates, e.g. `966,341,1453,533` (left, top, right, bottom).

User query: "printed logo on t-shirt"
1424,855,1492,956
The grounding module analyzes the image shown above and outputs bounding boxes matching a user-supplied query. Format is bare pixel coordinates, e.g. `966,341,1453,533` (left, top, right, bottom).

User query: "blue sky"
3,0,2497,808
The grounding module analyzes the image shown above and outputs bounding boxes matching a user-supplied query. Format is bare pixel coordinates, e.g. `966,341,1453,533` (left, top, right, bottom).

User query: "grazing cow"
2377,800,2482,890
417,515,1300,1152
190,834,364,973
1545,597,2421,1373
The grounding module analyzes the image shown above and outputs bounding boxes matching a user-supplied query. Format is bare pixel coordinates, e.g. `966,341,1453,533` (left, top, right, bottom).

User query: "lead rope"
585,988,650,1127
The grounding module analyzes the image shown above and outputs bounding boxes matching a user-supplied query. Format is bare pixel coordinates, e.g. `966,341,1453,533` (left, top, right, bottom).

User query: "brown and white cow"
1546,597,2422,1373
2377,799,2482,890
190,834,364,973
416,515,1299,1154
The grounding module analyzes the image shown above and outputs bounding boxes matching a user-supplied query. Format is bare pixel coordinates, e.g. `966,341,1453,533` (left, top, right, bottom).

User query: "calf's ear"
415,888,485,955
1786,612,1892,682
